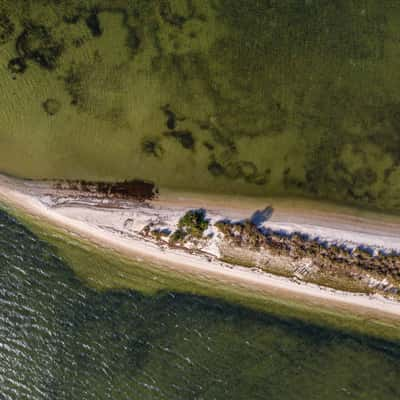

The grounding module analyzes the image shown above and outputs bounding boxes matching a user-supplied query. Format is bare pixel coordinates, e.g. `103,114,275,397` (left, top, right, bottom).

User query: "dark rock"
42,98,61,116
126,27,140,55
0,13,14,45
85,11,102,37
8,57,26,74
159,1,186,28
16,24,63,70
141,138,164,158
63,15,80,24
161,105,178,130
165,130,194,149
208,161,224,176
203,141,214,151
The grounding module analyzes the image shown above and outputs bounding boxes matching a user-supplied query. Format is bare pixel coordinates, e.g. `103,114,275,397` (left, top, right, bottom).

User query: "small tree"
178,209,209,238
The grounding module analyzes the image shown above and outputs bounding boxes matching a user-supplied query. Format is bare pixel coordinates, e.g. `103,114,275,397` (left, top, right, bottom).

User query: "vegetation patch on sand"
215,219,400,297
176,209,209,237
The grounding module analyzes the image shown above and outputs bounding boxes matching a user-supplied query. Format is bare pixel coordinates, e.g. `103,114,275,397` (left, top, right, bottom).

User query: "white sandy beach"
1,173,400,320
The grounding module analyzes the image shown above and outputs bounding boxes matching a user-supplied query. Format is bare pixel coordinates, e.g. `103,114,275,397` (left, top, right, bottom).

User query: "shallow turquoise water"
0,209,400,399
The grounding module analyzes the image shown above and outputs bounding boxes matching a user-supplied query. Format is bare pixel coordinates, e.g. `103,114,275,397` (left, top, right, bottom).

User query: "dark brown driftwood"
54,179,158,201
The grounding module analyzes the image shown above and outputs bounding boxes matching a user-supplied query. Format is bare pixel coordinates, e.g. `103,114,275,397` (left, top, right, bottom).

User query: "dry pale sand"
157,190,400,251
1,173,400,321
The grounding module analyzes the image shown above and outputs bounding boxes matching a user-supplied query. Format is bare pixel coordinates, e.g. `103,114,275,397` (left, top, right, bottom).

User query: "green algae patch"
1,1,400,212
2,200,400,344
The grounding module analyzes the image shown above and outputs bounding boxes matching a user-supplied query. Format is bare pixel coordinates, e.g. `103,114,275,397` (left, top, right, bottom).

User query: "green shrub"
178,210,209,238
169,229,187,245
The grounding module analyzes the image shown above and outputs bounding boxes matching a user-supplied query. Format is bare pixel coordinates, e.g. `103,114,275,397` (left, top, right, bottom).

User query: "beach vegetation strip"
1,174,400,328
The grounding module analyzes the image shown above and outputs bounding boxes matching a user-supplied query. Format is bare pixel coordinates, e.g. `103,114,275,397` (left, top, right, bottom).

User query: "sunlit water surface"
0,209,400,400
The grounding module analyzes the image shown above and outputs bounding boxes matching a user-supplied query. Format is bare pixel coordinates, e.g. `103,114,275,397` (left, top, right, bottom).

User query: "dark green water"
2,1,400,211
1,211,400,399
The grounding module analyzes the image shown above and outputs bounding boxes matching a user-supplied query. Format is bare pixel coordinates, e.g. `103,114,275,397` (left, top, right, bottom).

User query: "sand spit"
1,174,400,320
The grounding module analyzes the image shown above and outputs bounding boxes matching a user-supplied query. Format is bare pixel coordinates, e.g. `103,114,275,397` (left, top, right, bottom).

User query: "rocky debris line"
215,220,400,286
53,180,158,202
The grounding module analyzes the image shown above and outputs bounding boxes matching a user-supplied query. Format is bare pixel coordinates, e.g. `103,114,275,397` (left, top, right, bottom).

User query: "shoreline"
157,190,400,247
1,174,400,321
